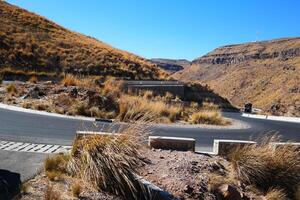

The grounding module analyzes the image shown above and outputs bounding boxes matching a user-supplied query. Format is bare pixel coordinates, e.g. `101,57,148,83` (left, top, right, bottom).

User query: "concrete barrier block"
149,136,195,152
213,139,256,156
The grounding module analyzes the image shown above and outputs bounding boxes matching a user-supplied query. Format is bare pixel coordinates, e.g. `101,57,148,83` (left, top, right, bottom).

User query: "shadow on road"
0,169,21,199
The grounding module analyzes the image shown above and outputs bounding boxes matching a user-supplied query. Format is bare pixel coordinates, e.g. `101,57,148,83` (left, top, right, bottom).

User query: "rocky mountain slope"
0,1,166,80
174,37,300,116
150,58,190,73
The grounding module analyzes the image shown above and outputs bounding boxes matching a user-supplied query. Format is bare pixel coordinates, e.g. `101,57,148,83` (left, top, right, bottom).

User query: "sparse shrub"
68,125,149,199
61,74,79,86
28,75,38,83
6,83,17,94
74,102,88,116
118,95,181,123
44,153,69,181
20,182,32,194
190,111,231,125
71,182,82,197
142,90,154,99
102,76,124,98
228,137,300,198
44,183,61,200
32,102,49,111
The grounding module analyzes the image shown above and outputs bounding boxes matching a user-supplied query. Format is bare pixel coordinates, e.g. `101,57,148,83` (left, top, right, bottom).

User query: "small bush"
118,95,182,123
190,111,231,125
61,74,79,86
68,125,149,199
28,75,38,83
228,137,300,198
6,83,17,94
44,154,69,181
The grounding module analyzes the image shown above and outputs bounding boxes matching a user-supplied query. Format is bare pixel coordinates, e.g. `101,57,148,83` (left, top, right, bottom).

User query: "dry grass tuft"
68,124,150,199
44,183,61,200
265,188,288,200
190,111,231,125
228,136,300,198
61,74,80,86
6,83,17,95
44,154,70,181
118,95,181,123
61,74,93,87
28,75,38,83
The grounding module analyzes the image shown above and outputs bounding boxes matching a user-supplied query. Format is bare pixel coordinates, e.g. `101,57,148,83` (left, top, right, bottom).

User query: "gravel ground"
140,149,226,200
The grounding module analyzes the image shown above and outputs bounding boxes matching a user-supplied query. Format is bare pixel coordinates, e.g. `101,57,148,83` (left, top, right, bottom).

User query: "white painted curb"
0,103,95,121
242,113,300,123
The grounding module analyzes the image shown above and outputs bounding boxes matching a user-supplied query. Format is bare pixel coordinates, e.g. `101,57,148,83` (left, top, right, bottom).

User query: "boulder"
23,86,46,99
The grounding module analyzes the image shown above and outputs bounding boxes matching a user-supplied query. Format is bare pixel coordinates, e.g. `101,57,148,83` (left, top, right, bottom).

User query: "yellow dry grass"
118,95,182,123
190,111,231,125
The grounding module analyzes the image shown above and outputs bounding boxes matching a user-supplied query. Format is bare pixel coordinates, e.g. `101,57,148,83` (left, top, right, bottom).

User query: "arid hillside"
150,58,190,73
0,1,166,80
174,37,300,116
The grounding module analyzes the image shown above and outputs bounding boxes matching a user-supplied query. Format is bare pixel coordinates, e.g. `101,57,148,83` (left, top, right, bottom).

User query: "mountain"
174,37,300,116
0,1,166,80
150,58,190,73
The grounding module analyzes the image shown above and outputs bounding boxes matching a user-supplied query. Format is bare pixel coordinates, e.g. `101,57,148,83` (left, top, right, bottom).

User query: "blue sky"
7,0,300,60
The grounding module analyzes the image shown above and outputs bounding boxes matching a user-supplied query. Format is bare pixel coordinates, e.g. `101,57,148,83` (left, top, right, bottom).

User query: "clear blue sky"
7,0,300,60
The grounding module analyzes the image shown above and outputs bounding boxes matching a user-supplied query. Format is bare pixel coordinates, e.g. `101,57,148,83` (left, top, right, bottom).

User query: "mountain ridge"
174,37,300,116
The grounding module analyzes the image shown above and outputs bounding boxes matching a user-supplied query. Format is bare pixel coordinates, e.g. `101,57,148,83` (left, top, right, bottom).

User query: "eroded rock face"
175,37,300,117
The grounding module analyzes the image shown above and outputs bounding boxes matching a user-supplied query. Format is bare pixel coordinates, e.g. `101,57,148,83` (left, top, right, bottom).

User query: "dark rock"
69,86,78,98
183,184,194,194
24,86,46,99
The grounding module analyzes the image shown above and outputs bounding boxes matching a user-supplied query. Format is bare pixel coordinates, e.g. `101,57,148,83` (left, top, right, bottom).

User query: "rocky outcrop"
174,37,300,117
150,58,190,73
193,38,300,65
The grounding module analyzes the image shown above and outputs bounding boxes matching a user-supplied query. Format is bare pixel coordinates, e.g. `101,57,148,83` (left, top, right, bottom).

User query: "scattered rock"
183,184,194,194
23,86,46,99
69,86,78,98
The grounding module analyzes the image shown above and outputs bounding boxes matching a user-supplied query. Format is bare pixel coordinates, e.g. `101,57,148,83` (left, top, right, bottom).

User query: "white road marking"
0,140,71,154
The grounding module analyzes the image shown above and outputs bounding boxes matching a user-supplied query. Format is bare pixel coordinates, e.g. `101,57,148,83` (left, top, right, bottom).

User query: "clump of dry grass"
190,111,231,125
61,74,93,87
44,154,70,181
61,74,80,86
102,76,124,98
265,188,288,200
44,183,61,200
28,75,38,83
228,136,300,198
6,83,17,95
118,95,182,123
68,124,150,199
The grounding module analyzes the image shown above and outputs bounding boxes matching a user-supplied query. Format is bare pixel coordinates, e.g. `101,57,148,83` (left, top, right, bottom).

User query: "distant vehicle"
241,103,262,114
244,103,252,113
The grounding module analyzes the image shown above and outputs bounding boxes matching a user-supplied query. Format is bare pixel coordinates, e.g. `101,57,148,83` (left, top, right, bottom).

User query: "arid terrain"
174,38,300,117
0,1,166,81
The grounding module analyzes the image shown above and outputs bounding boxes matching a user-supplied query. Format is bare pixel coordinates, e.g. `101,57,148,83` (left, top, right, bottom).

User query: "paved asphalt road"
0,108,300,150
0,107,299,181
